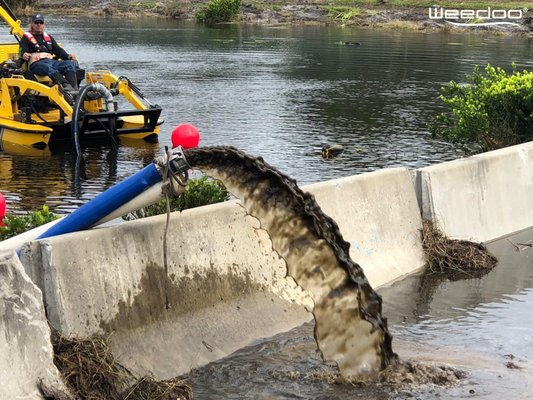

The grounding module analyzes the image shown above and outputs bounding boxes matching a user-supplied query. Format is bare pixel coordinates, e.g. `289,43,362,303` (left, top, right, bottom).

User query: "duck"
322,144,344,159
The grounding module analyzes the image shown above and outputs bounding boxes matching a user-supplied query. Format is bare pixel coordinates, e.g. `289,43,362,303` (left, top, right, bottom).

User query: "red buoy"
0,192,6,227
171,123,200,149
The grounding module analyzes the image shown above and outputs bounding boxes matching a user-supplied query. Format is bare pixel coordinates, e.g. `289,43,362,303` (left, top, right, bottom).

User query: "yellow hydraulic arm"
0,0,24,40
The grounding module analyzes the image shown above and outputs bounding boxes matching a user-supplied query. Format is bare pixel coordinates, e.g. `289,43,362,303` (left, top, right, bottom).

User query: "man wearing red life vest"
20,13,79,98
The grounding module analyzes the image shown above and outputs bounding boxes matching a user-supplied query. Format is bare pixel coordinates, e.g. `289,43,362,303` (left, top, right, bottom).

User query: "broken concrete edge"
0,251,74,399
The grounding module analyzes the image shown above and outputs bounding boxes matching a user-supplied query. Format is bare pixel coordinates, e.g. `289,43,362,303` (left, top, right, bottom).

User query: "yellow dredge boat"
0,0,162,151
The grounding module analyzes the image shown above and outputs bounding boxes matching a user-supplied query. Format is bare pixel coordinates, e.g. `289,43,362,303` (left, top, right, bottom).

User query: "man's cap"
31,14,44,23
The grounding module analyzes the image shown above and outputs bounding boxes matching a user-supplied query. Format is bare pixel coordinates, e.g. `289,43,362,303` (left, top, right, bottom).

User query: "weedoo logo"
428,7,525,27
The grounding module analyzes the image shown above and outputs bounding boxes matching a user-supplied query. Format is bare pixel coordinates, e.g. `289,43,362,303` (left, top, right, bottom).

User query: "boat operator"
20,13,79,97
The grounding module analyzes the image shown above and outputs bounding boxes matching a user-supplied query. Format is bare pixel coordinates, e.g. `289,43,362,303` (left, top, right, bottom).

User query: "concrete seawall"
2,141,532,397
417,142,532,242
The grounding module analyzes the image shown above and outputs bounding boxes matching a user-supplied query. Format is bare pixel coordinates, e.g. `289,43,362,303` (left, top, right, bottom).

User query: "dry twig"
52,332,193,400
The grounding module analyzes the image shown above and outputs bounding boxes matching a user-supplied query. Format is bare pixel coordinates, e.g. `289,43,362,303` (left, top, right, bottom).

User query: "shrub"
0,206,59,240
125,176,229,220
195,0,241,24
429,65,533,152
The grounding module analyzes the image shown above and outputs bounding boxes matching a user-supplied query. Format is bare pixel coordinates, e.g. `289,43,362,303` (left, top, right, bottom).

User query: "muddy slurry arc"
185,146,398,376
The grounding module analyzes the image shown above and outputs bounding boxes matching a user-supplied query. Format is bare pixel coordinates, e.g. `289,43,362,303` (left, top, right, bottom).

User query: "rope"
157,146,188,310
158,146,189,195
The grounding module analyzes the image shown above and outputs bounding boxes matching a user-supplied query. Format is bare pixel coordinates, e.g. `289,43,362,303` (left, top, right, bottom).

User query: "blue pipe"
37,163,162,240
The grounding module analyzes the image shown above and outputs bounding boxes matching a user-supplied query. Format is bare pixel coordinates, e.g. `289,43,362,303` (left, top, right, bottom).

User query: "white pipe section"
0,218,64,254
96,178,187,225
94,182,165,226
0,179,186,255
90,83,114,111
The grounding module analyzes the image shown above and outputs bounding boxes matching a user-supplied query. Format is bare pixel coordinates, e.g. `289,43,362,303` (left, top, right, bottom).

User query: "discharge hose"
71,83,115,156
36,147,190,240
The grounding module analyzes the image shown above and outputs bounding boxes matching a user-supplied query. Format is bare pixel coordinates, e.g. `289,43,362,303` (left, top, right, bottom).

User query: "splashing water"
185,146,398,376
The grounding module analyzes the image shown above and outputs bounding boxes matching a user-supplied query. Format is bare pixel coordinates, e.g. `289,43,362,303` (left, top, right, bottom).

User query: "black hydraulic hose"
95,119,118,148
71,85,92,157
71,83,116,156
30,103,50,124
1,0,19,25
117,75,142,96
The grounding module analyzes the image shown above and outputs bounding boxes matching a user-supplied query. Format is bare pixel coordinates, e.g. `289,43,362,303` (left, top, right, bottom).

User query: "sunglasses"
33,21,44,24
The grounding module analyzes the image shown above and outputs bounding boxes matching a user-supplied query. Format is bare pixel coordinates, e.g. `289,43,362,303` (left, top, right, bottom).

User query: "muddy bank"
24,0,533,35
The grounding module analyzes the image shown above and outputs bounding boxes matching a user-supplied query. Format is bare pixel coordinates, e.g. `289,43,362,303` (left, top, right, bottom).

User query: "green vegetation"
195,0,241,24
326,6,359,22
12,0,533,30
0,177,228,239
0,206,59,240
429,65,533,152
125,176,229,220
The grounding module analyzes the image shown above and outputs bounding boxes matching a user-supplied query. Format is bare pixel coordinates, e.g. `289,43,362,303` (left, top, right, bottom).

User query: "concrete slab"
418,142,533,242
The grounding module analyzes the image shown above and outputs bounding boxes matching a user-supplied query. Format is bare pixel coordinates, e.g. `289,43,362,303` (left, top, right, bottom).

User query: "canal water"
0,17,532,213
185,228,533,399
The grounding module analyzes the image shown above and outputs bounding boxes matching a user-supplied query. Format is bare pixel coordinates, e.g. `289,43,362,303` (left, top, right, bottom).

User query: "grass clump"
326,6,359,22
52,333,192,399
421,220,497,277
196,0,241,24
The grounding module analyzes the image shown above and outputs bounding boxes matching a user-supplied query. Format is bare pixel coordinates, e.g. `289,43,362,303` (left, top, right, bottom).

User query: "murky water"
1,18,532,212
185,228,533,399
